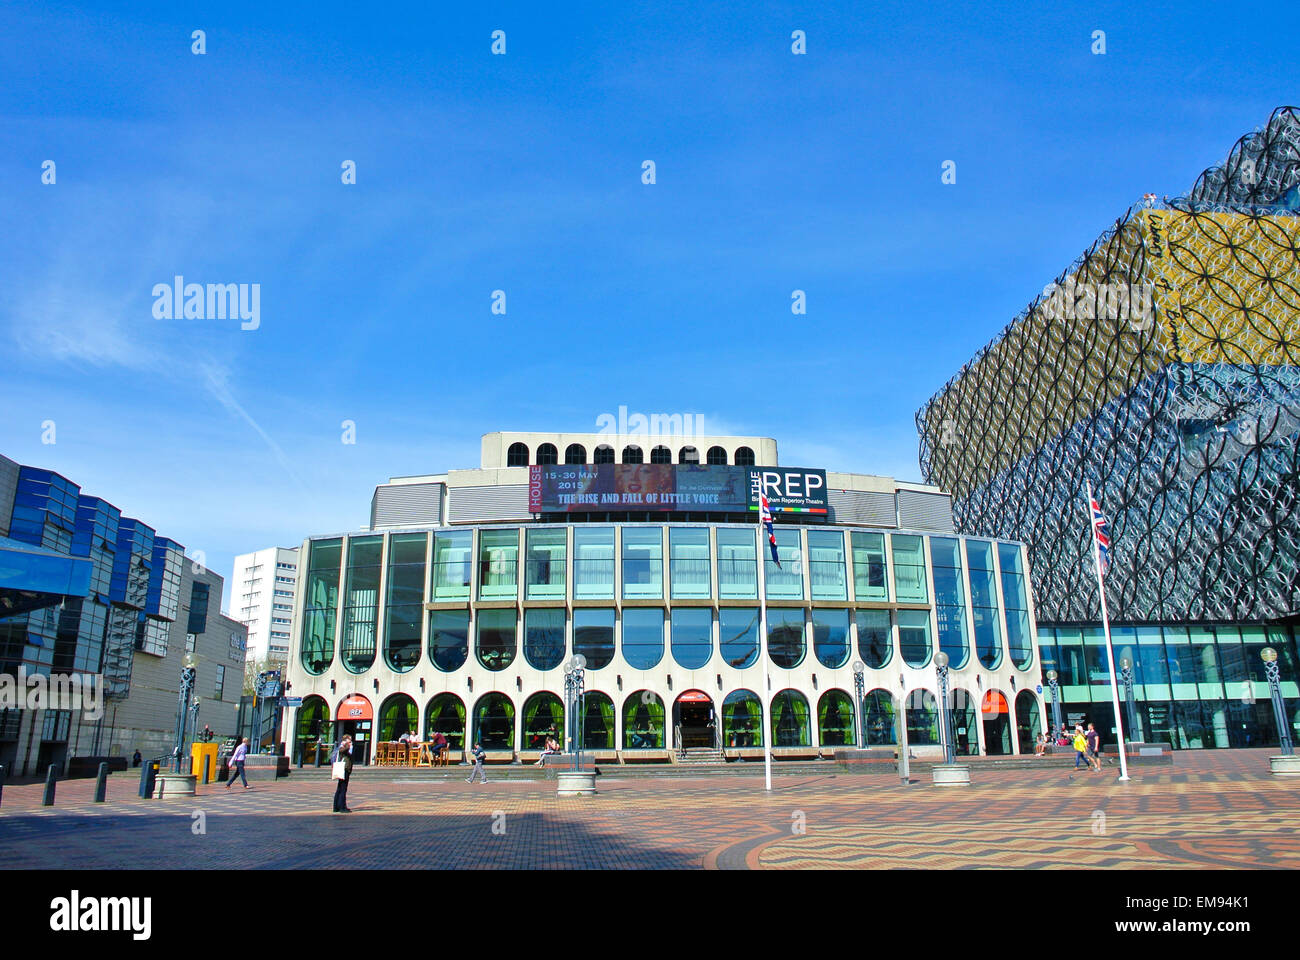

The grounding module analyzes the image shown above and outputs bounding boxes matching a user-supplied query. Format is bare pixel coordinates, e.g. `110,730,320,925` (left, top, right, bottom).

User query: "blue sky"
2,0,1296,610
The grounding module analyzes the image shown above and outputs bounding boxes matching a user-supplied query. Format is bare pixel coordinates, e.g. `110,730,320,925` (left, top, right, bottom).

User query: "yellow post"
190,742,219,783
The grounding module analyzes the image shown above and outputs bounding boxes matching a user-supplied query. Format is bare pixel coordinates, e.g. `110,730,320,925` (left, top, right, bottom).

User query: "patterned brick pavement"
0,749,1295,869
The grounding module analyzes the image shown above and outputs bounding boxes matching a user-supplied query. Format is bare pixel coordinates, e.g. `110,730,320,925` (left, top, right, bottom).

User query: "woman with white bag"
331,735,354,813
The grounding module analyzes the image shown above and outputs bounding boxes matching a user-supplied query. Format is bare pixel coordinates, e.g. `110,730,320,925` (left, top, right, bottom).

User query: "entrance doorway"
981,691,1011,756
673,691,716,748
336,694,374,764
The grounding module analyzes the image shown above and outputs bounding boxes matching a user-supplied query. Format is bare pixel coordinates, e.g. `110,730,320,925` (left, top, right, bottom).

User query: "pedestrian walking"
1071,726,1090,770
225,736,251,789
331,736,354,813
132,749,142,768
466,741,488,783
1086,722,1103,772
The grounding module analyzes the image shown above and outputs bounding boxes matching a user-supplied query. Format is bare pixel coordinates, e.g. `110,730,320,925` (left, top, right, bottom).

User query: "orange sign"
980,691,1008,715
676,690,712,703
337,694,373,721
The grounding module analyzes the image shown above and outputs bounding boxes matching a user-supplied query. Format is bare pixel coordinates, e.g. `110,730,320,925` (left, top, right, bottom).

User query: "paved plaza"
0,750,1296,870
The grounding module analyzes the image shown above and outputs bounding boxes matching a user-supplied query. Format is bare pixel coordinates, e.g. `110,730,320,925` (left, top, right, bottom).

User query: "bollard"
93,762,109,803
201,755,210,785
42,764,57,806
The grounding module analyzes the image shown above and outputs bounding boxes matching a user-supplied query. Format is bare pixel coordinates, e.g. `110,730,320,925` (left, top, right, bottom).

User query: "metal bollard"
94,762,108,803
201,755,210,785
42,764,57,806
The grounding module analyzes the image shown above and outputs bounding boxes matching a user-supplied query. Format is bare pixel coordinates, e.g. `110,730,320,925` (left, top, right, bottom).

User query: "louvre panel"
826,489,896,527
370,483,444,528
447,484,530,523
896,490,954,532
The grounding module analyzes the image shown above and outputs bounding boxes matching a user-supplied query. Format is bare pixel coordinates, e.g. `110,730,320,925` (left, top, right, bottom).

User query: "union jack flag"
1090,496,1111,577
759,488,780,568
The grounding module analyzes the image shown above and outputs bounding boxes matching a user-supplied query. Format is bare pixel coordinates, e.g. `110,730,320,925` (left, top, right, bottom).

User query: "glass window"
523,607,565,671
582,692,616,749
717,528,757,600
650,445,672,464
428,609,469,672
851,531,887,601
573,527,615,600
622,527,663,599
621,607,663,670
383,533,426,673
771,690,810,746
734,446,755,466
808,530,847,601
425,694,465,752
669,528,711,599
378,694,418,742
864,689,897,745
521,692,564,750
564,443,586,464
767,608,805,669
475,608,516,671
706,446,727,465
506,443,529,467
905,689,940,745
1014,690,1042,754
765,529,803,600
891,535,928,602
300,538,341,675
478,529,518,600
812,608,850,669
431,530,472,601
472,693,515,750
573,608,615,670
898,610,932,667
722,689,762,747
593,445,614,465
622,445,643,464
997,543,1033,669
623,691,665,748
671,608,713,670
818,689,855,747
719,608,760,668
295,696,331,762
679,446,699,464
930,538,969,669
535,443,558,465
341,535,382,674
525,528,566,600
966,540,1002,670
856,609,892,669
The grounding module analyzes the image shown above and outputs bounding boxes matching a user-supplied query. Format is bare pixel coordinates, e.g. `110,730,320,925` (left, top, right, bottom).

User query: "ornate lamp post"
934,651,954,765
851,661,866,747
1046,669,1063,737
1262,647,1295,757
1118,654,1138,743
557,655,595,796
172,654,198,774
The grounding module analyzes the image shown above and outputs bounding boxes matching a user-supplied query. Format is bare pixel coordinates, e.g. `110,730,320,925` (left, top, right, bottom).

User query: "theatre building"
282,431,1046,765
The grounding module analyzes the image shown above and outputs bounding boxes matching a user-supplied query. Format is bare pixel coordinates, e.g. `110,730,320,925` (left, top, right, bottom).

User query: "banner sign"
528,464,827,514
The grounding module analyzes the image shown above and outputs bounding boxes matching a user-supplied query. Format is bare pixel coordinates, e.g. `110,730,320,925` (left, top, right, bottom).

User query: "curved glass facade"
671,607,712,669
341,536,381,674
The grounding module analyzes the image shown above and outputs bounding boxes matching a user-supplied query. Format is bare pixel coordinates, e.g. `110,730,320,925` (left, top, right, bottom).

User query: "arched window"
582,692,616,749
813,608,850,668
429,609,469,671
864,689,897,745
623,691,665,748
679,446,699,464
300,539,341,676
722,689,763,747
734,446,756,466
476,609,516,671
950,687,978,756
650,445,672,464
621,608,664,669
670,608,712,669
573,608,615,669
622,445,643,464
295,695,331,764
967,540,1003,669
384,532,426,673
506,442,530,466
425,693,466,752
818,689,855,747
523,607,565,671
341,536,382,674
706,446,727,465
771,689,810,746
898,610,933,667
905,689,940,745
521,691,564,750
719,608,759,668
856,610,892,669
378,693,418,742
1014,689,1041,754
536,443,558,465
767,608,805,669
931,538,970,669
472,693,515,751
981,690,1012,755
564,443,586,465
593,444,615,464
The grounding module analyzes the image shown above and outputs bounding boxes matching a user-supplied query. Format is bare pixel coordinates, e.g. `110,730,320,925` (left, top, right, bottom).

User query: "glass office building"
917,107,1300,748
285,432,1046,764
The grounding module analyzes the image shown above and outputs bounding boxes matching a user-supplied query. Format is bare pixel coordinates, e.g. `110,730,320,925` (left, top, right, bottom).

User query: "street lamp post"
564,655,587,770
852,661,866,747
935,651,954,765
1119,656,1138,743
172,655,197,774
1262,647,1295,756
1046,670,1063,737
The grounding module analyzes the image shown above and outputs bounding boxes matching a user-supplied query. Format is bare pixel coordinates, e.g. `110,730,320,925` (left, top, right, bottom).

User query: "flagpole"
1086,480,1131,782
753,472,773,792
